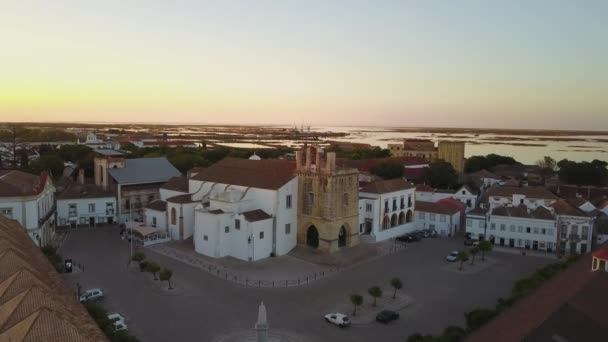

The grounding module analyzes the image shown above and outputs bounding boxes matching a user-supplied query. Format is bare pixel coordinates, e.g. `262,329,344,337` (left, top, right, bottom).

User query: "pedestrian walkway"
492,246,558,259
147,238,407,288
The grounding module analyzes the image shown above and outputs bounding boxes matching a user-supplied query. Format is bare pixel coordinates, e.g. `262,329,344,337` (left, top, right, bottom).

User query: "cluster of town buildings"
1,138,607,263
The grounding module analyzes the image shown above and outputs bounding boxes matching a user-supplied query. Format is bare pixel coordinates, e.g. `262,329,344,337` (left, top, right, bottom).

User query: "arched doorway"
306,225,319,248
406,210,413,223
398,212,405,225
338,226,347,248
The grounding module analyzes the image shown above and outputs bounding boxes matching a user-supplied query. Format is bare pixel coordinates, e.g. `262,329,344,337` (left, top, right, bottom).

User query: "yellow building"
437,141,465,173
389,139,465,173
296,145,359,253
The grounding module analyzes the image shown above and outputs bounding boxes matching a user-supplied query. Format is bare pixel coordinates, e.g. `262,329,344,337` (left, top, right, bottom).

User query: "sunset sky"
1,1,606,129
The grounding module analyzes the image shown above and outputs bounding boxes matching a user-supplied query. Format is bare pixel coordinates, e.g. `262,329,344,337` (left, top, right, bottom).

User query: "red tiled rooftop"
592,249,608,260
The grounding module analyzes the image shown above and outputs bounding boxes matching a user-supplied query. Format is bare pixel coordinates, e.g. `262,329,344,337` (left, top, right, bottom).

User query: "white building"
481,186,558,210
415,184,478,211
467,169,504,189
144,176,189,232
188,158,298,261
56,173,117,228
358,179,416,242
0,170,56,246
552,199,594,254
414,201,461,236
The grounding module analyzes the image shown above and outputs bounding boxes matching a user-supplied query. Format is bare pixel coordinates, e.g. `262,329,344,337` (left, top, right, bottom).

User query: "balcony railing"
38,204,56,226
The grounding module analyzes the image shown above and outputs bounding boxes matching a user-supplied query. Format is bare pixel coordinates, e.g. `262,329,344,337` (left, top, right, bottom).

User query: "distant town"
1,122,607,342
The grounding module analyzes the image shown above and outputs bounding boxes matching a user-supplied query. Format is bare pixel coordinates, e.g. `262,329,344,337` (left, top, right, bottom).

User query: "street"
61,227,552,342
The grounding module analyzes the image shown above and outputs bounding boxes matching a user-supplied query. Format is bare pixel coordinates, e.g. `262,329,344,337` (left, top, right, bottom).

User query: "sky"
0,0,607,129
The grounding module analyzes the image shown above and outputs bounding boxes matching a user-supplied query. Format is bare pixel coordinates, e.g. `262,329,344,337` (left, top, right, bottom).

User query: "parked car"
324,313,351,327
79,288,104,303
464,239,474,246
113,321,128,331
423,229,437,237
107,313,125,324
412,230,427,239
446,251,460,262
397,234,419,242
376,310,400,324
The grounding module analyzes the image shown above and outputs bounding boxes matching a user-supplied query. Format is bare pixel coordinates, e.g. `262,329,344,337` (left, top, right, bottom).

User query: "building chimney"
305,146,312,171
295,150,302,171
315,146,321,172
78,169,85,185
326,152,336,174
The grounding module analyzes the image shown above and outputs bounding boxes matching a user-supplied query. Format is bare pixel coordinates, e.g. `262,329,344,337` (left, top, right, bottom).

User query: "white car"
108,313,128,331
324,313,351,327
446,251,460,262
79,288,104,303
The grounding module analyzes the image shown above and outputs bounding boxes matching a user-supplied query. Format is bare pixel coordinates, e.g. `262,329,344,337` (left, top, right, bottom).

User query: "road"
61,227,551,342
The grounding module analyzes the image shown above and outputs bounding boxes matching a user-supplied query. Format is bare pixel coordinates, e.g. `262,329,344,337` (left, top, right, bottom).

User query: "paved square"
61,227,552,342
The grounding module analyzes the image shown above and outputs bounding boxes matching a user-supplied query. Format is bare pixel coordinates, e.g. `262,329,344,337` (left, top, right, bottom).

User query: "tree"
465,154,520,173
159,268,174,289
138,261,148,272
469,246,479,266
145,262,161,280
536,156,556,173
464,308,497,332
557,159,608,186
27,155,64,178
349,294,363,316
423,161,458,189
441,326,467,342
390,277,402,299
370,161,403,180
457,251,469,271
368,286,382,307
478,240,493,262
130,251,146,266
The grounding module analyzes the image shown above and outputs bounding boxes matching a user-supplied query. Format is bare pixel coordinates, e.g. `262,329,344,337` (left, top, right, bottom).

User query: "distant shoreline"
2,121,608,136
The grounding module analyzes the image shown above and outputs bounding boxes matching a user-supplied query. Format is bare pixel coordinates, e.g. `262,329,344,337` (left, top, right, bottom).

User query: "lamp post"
129,199,133,258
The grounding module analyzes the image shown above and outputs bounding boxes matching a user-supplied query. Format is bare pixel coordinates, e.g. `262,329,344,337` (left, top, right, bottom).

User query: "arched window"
382,216,390,230
398,212,405,225
406,210,413,223
390,214,398,227
171,207,177,225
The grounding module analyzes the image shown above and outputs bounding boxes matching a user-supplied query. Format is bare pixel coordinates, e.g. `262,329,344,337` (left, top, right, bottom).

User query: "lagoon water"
308,126,608,165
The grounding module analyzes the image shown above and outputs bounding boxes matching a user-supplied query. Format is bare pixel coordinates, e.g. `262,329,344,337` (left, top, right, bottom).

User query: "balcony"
38,204,56,226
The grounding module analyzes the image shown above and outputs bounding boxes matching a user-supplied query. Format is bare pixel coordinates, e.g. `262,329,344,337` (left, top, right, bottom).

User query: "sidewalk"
491,246,558,259
147,238,407,288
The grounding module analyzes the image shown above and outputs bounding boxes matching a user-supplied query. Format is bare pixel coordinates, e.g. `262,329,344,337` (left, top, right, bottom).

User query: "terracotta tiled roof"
0,216,107,341
490,205,555,220
466,250,608,342
552,199,588,217
467,207,488,216
469,169,500,180
415,184,434,192
242,209,272,222
166,194,196,204
56,182,115,200
0,171,49,197
360,179,414,194
532,206,555,220
415,201,460,215
160,176,189,193
593,248,608,260
567,197,589,208
145,200,167,212
485,186,558,200
191,158,296,190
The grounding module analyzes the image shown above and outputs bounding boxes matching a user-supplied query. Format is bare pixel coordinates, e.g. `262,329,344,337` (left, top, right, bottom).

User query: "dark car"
376,310,399,324
397,234,420,242
412,231,426,239
422,229,437,237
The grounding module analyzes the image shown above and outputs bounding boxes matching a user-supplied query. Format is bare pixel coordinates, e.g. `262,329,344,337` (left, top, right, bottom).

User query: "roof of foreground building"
360,179,415,194
0,170,50,197
0,215,107,342
191,158,296,190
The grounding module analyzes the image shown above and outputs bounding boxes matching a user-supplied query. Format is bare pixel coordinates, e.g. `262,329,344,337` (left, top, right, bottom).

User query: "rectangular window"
400,197,405,209
106,202,114,214
365,203,372,212
480,221,486,228
548,228,554,235
500,224,506,231
466,219,472,227
533,227,539,234
392,198,397,211
571,225,579,235
581,226,589,239
88,203,95,213
384,201,389,213
510,225,515,232
541,228,546,235
418,212,425,220
429,214,436,221
518,226,523,233
225,226,229,233
259,231,264,239
0,208,13,219
343,193,349,207
526,227,531,233
490,223,496,230
69,204,77,217
285,223,291,234
235,219,241,230
286,195,292,209
440,215,446,223
152,217,157,226
203,235,208,241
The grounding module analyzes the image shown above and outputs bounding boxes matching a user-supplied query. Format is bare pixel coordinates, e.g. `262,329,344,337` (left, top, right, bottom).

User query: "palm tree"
146,261,161,280
390,277,403,299
478,240,493,262
368,286,382,307
457,251,469,271
159,268,174,289
469,247,479,265
349,294,363,316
